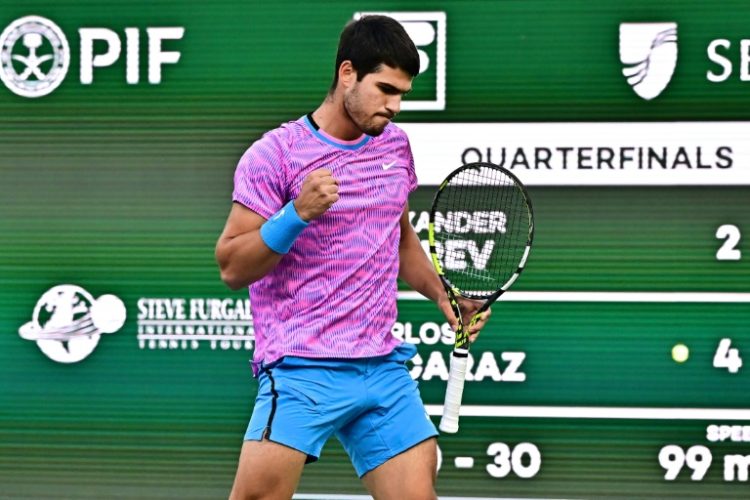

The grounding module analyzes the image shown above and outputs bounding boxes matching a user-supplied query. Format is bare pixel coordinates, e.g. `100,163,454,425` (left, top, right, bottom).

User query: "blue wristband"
259,201,309,254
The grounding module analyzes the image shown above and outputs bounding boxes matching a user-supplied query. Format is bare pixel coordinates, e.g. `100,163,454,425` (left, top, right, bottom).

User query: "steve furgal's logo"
619,22,678,100
19,285,126,363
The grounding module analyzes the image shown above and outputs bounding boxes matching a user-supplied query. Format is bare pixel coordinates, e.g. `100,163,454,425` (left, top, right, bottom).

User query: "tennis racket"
429,162,534,433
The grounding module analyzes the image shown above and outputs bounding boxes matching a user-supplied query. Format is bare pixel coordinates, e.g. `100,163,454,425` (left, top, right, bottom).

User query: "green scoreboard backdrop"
1,1,749,498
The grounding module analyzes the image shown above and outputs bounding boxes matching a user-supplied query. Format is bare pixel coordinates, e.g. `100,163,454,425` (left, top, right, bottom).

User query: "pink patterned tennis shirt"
232,115,418,374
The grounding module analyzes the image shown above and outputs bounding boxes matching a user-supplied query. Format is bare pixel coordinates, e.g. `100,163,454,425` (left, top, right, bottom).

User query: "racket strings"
433,165,531,297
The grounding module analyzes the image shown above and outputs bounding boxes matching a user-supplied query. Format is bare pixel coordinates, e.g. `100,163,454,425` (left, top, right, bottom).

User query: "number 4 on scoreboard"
713,338,743,373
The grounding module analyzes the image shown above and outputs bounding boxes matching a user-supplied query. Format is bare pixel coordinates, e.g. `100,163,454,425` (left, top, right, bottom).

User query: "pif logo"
0,16,69,98
0,14,184,98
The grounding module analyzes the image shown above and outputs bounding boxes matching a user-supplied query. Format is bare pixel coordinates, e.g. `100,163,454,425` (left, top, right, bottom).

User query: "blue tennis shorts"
244,342,438,477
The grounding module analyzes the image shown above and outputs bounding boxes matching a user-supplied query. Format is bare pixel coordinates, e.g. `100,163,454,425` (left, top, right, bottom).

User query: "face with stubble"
343,64,413,136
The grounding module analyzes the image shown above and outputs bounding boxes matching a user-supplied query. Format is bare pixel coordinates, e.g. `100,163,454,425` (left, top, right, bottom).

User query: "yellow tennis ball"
672,343,689,363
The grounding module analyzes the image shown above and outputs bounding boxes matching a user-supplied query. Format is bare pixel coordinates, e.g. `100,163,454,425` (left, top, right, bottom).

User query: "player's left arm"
397,204,491,338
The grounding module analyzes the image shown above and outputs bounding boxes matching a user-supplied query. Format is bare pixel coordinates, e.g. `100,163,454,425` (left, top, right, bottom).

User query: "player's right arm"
215,204,282,290
215,169,339,290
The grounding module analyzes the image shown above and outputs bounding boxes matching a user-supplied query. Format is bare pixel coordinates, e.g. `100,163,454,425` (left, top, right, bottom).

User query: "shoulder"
380,122,410,143
374,122,413,157
249,117,310,154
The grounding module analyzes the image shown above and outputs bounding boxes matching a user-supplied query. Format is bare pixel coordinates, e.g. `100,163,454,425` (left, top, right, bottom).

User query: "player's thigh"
229,438,307,500
361,437,438,500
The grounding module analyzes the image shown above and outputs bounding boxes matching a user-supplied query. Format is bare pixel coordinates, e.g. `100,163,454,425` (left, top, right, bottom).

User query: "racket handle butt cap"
439,416,459,434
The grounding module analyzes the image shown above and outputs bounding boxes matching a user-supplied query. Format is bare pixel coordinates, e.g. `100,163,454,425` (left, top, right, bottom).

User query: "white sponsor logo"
137,297,254,351
619,22,678,100
18,285,126,363
0,15,184,98
0,16,70,98
354,11,446,110
382,160,397,170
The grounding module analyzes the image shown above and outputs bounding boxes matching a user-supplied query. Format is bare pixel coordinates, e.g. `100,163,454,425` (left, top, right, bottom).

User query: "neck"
310,94,364,141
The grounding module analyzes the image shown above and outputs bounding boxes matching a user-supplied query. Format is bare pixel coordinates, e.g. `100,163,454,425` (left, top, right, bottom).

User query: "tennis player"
216,15,489,500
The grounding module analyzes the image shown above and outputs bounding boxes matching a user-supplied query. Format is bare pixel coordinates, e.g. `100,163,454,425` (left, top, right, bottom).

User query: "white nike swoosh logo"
382,161,397,170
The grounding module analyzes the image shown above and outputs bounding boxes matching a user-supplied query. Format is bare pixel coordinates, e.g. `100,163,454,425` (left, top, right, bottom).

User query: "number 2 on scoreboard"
715,224,742,261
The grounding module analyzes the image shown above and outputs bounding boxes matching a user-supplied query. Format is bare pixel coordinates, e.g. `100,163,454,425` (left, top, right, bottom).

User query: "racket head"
428,162,534,301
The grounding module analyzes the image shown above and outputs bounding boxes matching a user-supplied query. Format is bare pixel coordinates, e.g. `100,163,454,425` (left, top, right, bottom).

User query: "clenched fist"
293,169,339,221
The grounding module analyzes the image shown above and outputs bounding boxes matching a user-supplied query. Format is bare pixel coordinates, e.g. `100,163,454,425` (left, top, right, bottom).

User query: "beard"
343,85,391,137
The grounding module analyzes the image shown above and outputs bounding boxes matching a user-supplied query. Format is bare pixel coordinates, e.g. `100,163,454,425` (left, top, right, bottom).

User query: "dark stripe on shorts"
263,367,279,440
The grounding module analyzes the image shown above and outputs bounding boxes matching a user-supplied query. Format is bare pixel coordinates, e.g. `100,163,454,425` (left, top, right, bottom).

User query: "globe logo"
19,285,126,363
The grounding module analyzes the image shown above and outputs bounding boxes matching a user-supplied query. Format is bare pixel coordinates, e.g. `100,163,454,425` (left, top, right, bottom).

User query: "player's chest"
288,152,411,216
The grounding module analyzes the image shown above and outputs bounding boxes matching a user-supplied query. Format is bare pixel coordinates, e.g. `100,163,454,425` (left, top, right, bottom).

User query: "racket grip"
439,353,469,434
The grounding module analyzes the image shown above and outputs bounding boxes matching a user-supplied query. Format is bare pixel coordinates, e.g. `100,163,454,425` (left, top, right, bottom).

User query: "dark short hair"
331,15,420,90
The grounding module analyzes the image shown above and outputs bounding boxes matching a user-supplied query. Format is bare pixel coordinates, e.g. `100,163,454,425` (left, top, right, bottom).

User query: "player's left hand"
437,296,492,343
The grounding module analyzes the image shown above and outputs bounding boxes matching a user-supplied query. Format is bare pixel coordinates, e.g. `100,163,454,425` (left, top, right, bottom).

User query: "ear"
338,60,357,89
